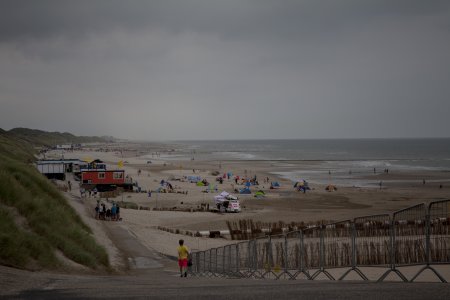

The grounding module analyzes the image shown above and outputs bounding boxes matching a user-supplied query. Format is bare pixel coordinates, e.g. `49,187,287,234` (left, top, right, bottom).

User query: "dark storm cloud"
2,0,449,43
1,1,450,139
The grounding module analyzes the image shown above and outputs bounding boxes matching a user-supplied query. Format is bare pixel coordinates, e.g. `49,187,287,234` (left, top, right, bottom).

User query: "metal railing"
190,199,450,282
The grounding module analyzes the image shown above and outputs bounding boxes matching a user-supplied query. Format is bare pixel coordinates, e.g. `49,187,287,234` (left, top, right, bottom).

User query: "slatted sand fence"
376,204,427,282
189,199,450,282
429,199,450,264
285,230,311,279
215,246,225,276
302,226,323,279
354,214,391,267
411,199,450,282
322,220,353,280
265,234,288,279
236,240,251,277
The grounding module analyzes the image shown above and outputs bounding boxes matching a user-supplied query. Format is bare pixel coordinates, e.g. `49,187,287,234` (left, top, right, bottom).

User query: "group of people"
80,187,98,198
95,201,121,221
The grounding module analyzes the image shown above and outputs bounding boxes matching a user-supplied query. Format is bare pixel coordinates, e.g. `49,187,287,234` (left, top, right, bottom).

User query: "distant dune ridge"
3,127,114,148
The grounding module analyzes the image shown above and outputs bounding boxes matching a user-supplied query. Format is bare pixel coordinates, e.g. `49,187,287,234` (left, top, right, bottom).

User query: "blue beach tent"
239,187,252,194
187,176,201,183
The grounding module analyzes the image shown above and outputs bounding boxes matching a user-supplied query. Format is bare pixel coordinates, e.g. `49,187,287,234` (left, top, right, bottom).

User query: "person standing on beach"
111,203,117,221
177,239,190,277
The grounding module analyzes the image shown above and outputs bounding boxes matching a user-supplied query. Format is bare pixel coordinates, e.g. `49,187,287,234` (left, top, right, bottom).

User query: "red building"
81,170,132,191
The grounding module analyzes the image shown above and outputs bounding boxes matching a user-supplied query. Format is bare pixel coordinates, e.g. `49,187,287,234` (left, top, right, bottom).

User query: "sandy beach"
44,142,450,271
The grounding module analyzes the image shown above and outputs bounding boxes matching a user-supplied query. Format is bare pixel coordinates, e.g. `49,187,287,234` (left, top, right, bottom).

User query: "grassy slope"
0,129,110,271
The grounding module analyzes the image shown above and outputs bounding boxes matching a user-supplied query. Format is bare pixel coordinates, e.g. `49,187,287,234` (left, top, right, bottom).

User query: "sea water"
147,139,450,187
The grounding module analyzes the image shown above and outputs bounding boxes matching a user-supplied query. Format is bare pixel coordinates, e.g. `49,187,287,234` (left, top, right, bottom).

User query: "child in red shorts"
177,239,190,277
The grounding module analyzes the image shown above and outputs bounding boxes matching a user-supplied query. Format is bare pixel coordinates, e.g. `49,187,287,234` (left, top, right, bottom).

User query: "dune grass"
0,134,110,271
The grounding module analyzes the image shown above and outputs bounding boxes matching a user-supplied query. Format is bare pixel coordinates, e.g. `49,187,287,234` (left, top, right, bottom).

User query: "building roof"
81,169,124,172
37,159,83,164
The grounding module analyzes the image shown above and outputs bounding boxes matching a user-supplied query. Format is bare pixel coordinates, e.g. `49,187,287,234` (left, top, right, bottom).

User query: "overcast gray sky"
1,0,449,140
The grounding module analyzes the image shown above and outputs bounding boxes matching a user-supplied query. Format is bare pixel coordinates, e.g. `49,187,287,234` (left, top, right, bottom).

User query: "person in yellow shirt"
177,239,190,277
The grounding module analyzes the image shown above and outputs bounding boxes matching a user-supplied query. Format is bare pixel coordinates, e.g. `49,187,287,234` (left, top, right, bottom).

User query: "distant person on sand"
116,204,121,221
177,239,190,277
111,203,117,221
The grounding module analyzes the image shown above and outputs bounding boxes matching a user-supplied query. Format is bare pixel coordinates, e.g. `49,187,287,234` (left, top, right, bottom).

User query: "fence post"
284,235,288,274
351,222,356,269
265,236,272,278
209,249,212,275
338,222,368,281
378,218,408,282
195,252,199,274
425,211,431,265
311,225,334,280
203,250,206,275
253,240,258,275
299,230,305,274
228,245,232,276
236,244,240,276
320,226,324,271
215,248,218,276
222,246,227,275
390,219,395,269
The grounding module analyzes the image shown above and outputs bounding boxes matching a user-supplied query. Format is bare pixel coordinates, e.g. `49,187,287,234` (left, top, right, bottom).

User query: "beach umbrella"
294,181,304,188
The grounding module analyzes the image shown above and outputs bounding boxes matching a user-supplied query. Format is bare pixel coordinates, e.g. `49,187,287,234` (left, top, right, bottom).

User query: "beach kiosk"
81,169,132,192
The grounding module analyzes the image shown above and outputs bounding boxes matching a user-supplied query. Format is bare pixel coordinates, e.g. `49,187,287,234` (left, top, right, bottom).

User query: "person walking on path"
177,239,190,277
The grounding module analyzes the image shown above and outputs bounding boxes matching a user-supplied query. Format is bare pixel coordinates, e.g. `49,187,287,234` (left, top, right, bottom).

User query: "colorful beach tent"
270,181,280,189
214,191,238,203
239,187,251,194
294,181,305,188
156,187,166,193
254,190,265,198
325,185,337,191
208,184,217,192
187,176,201,183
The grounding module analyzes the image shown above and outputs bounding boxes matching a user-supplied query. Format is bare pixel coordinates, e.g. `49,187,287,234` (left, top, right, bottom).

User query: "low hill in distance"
5,127,114,149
